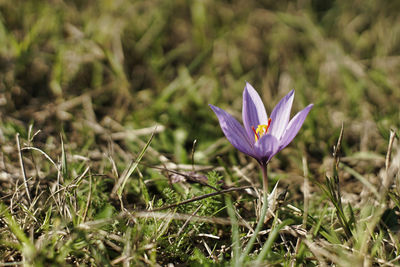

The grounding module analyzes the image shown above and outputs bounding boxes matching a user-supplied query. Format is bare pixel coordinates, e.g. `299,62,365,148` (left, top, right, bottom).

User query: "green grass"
1,0,400,265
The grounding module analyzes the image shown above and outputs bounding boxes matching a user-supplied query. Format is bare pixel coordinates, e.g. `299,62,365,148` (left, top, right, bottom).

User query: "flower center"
252,118,272,141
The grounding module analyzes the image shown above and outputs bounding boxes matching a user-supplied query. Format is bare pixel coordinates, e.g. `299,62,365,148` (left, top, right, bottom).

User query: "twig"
133,211,248,226
141,163,219,191
150,186,252,211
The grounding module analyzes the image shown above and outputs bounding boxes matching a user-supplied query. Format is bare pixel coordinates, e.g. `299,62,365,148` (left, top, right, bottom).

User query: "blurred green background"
1,2,399,128
2,0,399,150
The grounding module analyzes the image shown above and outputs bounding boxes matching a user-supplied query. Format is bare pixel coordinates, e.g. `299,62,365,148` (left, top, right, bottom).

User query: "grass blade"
113,128,156,198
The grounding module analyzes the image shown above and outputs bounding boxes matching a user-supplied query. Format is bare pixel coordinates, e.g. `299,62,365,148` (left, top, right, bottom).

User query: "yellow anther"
252,118,272,141
256,124,269,137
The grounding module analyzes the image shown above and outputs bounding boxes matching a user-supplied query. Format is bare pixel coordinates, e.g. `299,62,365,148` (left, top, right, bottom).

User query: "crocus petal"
254,134,279,163
242,82,268,141
269,90,295,140
209,104,256,157
278,104,314,151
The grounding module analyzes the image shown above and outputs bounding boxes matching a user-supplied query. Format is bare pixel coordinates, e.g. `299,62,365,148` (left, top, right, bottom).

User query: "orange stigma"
252,126,259,140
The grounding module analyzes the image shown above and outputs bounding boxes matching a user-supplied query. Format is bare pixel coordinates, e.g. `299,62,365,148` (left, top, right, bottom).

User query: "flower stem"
261,163,268,193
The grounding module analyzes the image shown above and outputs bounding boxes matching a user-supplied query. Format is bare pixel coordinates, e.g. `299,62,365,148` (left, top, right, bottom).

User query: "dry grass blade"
385,130,396,171
382,130,397,196
15,133,31,204
176,204,203,236
111,125,165,140
20,146,59,171
333,123,344,172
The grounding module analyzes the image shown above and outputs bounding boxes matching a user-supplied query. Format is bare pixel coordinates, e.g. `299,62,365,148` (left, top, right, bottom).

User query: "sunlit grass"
0,0,399,265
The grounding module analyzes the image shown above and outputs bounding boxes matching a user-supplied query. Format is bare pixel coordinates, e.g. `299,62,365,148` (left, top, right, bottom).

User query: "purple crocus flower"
210,82,313,192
